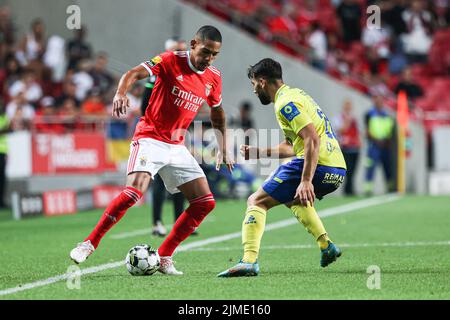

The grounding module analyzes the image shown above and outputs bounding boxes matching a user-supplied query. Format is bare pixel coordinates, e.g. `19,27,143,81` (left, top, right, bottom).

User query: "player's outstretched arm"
240,140,294,160
112,65,149,118
210,105,234,172
295,124,320,207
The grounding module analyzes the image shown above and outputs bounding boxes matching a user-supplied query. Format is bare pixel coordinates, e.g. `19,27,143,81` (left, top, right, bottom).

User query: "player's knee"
127,173,151,193
247,192,257,207
204,198,216,212
188,197,215,223
247,192,263,208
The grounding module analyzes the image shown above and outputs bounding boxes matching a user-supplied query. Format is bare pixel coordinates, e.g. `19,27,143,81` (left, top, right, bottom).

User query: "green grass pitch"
0,195,449,299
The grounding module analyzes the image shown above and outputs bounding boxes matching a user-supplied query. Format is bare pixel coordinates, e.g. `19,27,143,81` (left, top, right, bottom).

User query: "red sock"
85,186,142,248
158,193,215,257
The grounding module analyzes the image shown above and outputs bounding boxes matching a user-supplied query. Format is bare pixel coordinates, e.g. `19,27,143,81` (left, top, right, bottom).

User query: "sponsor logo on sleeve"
280,102,300,122
147,55,162,67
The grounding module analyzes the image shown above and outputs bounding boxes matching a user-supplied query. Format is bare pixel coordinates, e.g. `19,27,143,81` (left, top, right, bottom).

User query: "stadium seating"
184,0,450,133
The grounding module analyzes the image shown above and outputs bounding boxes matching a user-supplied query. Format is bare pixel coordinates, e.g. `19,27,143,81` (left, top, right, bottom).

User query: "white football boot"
158,256,183,275
70,240,95,264
152,221,167,237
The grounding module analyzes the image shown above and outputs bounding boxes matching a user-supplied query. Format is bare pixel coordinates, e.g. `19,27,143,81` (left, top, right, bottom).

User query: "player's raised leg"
70,172,151,264
217,187,279,277
157,177,215,275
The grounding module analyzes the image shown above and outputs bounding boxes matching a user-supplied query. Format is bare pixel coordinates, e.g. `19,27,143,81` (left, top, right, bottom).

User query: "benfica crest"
205,83,212,96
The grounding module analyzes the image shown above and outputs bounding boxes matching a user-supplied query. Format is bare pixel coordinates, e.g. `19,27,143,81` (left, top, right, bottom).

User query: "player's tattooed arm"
240,140,294,160
210,105,234,172
112,65,149,118
295,123,320,207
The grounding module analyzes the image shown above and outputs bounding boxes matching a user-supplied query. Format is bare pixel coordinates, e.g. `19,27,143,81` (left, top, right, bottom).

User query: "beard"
258,91,272,105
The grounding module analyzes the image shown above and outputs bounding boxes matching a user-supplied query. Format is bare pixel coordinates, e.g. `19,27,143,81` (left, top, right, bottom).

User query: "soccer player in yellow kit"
218,58,347,277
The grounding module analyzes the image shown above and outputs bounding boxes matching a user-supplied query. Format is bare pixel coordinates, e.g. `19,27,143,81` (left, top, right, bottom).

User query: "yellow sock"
291,204,330,250
242,205,267,263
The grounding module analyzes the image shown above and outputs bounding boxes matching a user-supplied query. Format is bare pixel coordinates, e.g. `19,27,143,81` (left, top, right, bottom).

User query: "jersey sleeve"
206,72,222,108
278,101,312,134
140,51,173,77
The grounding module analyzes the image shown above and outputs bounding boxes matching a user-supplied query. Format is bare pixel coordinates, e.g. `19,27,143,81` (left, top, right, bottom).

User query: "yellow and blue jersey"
273,84,346,169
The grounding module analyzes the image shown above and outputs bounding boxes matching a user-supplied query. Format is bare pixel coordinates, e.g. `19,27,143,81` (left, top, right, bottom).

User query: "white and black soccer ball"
125,244,160,276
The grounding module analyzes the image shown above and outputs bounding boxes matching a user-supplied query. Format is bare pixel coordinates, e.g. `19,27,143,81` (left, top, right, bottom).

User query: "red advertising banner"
43,190,77,216
32,133,115,174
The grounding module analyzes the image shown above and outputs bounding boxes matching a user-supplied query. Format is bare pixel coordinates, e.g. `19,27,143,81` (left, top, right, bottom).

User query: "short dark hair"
195,25,222,43
247,58,282,82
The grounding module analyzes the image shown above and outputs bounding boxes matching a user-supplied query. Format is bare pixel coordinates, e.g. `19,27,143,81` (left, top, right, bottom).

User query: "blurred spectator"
66,26,92,71
0,55,22,96
16,18,46,66
367,75,391,98
58,97,80,131
401,0,434,63
325,33,349,75
8,69,42,104
361,17,391,59
89,52,115,95
0,6,15,64
164,38,188,52
334,99,360,195
34,96,64,133
295,0,319,30
265,2,299,44
72,59,94,101
0,98,10,208
54,78,81,108
6,92,35,130
364,94,395,195
336,0,362,44
382,0,408,36
361,47,389,79
394,66,423,101
230,101,255,145
43,35,66,82
81,88,106,115
306,22,327,71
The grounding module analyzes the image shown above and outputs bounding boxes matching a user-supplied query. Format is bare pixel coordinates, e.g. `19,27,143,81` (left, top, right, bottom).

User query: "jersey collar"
274,84,288,103
186,51,205,74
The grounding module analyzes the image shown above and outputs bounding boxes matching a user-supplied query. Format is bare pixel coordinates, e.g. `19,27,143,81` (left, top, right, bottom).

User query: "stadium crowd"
1,1,449,137
187,0,450,133
0,7,134,135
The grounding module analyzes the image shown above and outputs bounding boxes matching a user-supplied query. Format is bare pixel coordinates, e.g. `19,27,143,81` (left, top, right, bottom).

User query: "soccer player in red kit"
70,26,233,275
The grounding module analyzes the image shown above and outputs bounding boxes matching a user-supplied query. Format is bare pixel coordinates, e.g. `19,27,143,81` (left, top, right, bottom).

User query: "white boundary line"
0,194,401,297
187,240,450,252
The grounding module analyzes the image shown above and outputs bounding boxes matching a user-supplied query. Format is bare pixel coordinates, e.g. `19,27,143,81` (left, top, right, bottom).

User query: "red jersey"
133,50,222,144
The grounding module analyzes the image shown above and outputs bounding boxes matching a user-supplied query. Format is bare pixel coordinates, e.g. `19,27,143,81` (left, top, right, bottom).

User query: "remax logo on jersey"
171,86,205,112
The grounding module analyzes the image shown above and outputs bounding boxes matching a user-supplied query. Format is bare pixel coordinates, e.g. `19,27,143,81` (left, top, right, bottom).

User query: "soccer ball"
125,244,160,276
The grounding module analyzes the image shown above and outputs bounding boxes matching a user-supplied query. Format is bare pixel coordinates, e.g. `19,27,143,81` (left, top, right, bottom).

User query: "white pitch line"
186,240,450,252
110,228,163,240
0,194,401,297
